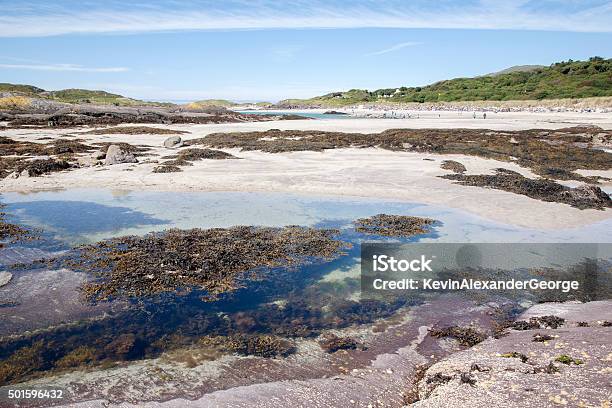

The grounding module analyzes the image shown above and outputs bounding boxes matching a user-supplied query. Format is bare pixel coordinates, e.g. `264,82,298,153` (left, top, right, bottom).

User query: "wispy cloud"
365,41,421,56
0,63,129,72
0,1,610,37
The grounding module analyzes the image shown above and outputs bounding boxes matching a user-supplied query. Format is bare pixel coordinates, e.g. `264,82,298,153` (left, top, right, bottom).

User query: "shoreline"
2,115,612,230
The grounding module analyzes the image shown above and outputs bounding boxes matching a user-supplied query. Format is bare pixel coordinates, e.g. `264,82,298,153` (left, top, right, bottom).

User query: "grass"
185,99,237,109
0,96,32,110
0,83,173,107
555,355,584,365
277,57,612,107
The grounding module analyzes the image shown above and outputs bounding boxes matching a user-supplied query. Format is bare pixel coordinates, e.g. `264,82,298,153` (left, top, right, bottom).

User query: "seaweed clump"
511,315,565,330
153,165,182,173
157,148,237,170
199,334,295,358
355,214,435,237
62,226,348,301
0,202,36,248
318,333,360,353
442,169,611,209
555,355,584,365
532,333,555,342
440,160,466,174
0,341,53,385
0,135,89,178
82,126,189,135
187,126,612,184
18,158,71,176
500,351,529,363
429,326,487,347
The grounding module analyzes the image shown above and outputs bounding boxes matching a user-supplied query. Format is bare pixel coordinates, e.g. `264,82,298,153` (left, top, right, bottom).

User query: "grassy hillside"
184,99,237,109
277,57,612,107
0,83,45,95
0,84,172,107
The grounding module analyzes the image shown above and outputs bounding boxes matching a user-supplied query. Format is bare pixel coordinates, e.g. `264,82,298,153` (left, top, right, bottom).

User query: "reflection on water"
7,200,167,239
2,189,611,245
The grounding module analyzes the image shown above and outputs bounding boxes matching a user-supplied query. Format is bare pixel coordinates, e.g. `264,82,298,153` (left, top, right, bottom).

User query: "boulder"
0,272,12,288
92,150,106,160
104,145,138,165
163,136,183,149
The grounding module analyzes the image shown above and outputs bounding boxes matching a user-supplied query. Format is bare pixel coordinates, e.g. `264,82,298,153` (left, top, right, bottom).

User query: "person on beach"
473,112,476,119
483,112,487,119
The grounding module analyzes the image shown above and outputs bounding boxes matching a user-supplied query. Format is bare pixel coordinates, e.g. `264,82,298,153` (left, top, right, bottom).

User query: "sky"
0,0,611,102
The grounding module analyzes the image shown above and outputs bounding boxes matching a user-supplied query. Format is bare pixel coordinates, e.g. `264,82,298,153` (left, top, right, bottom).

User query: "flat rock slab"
520,300,612,323
412,300,612,408
0,271,12,287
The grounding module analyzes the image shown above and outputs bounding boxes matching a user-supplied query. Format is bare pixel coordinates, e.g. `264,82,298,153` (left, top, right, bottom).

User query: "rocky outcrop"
0,272,12,288
104,145,138,165
410,301,612,407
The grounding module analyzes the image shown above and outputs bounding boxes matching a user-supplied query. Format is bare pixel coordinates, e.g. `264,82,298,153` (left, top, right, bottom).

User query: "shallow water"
237,110,353,120
2,189,611,245
1,189,611,385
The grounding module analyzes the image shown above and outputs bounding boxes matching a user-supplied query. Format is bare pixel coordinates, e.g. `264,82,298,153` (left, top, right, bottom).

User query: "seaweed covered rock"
440,160,466,174
429,326,487,347
58,226,348,301
318,333,361,353
104,144,138,165
511,315,565,330
19,158,71,176
442,169,612,209
355,214,435,237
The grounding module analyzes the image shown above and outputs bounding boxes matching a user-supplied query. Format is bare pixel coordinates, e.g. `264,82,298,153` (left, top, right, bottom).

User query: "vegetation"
185,99,237,109
0,83,44,95
0,83,172,107
555,355,584,365
0,95,32,110
277,57,612,106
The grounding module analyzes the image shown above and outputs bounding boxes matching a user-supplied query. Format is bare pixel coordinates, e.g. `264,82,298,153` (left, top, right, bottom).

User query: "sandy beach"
2,112,611,230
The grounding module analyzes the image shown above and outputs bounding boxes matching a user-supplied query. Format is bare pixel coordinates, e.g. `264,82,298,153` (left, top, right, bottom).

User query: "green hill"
185,99,237,109
0,83,45,95
277,57,612,107
0,84,172,106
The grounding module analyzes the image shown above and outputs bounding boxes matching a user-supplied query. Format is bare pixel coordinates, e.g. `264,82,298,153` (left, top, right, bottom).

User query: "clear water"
2,189,611,246
1,189,610,381
237,110,352,120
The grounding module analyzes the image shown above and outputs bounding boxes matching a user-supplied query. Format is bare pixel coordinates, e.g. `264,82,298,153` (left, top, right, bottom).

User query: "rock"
104,145,138,165
92,150,106,160
163,136,183,149
569,184,611,204
77,156,98,167
0,272,13,288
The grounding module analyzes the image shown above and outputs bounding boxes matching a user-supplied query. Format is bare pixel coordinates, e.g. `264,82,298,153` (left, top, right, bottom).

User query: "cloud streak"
365,41,421,56
0,63,129,72
0,1,610,37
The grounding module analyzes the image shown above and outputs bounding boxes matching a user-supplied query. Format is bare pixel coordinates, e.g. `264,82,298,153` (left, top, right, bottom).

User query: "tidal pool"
2,189,611,245
0,189,610,387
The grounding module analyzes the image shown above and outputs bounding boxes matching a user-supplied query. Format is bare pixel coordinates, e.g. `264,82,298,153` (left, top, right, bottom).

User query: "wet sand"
2,112,612,230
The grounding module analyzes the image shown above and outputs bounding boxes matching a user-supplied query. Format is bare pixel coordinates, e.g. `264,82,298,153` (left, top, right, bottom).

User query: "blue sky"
0,1,611,102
